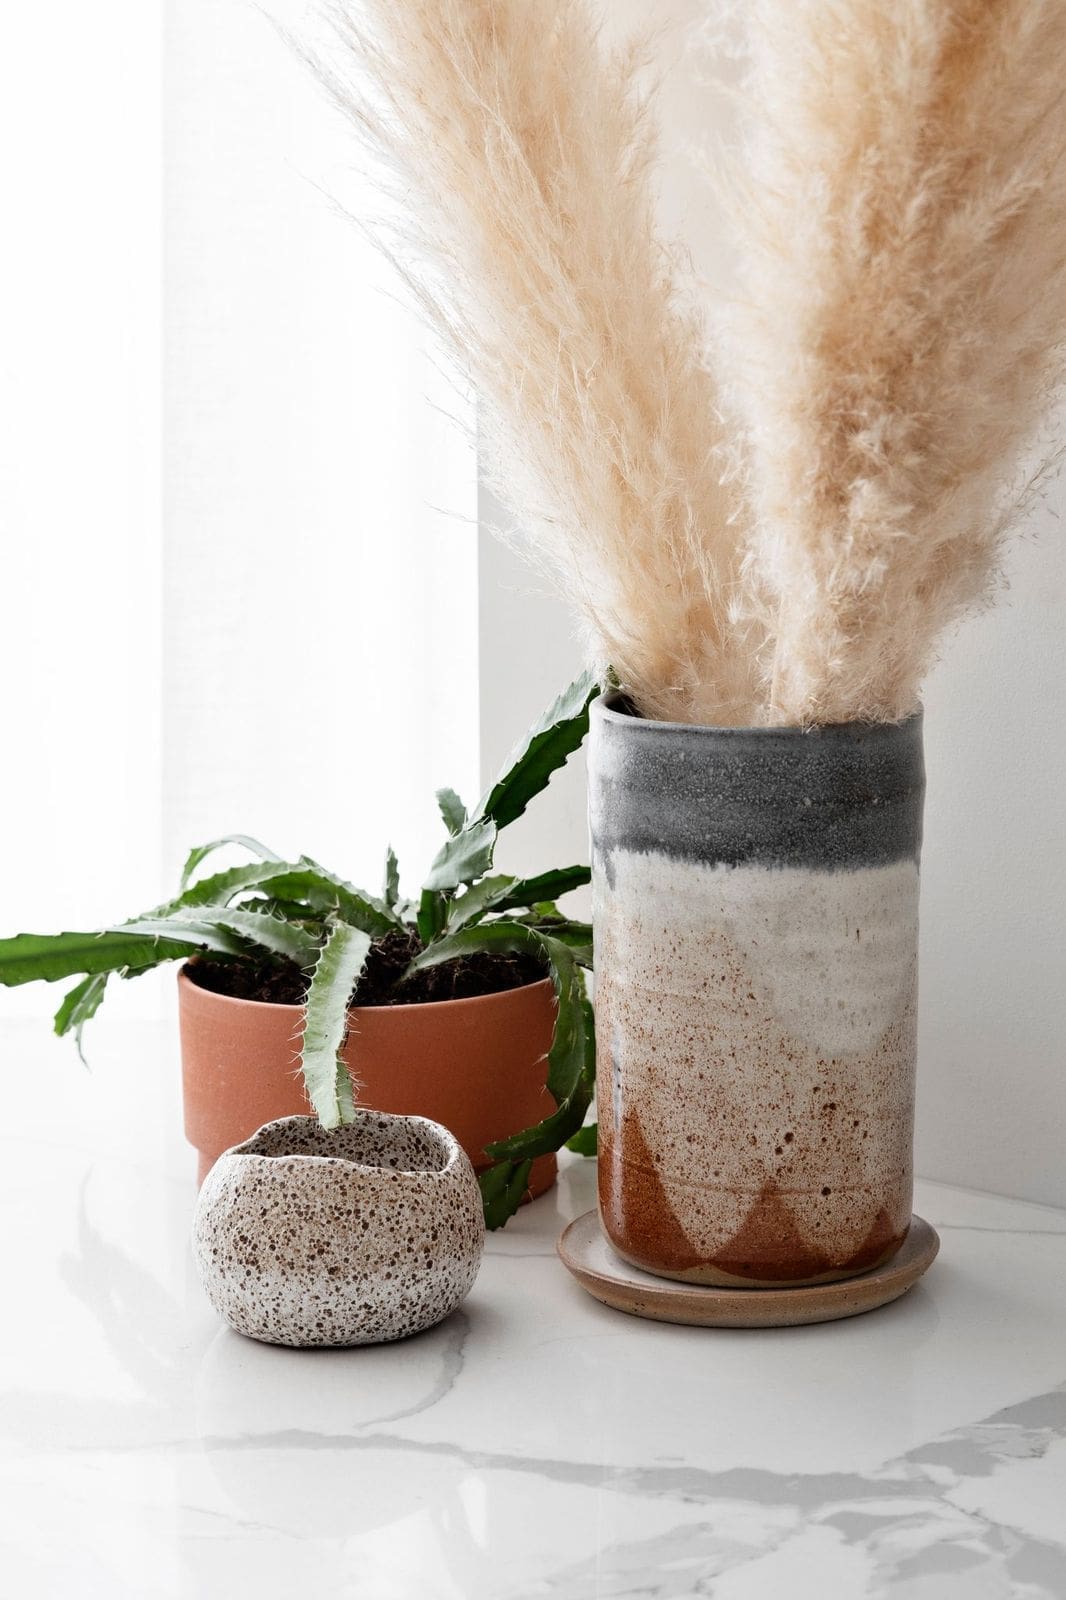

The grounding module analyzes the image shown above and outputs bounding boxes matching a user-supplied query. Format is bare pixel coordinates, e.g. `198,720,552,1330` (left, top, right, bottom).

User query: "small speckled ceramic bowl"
193,1113,485,1347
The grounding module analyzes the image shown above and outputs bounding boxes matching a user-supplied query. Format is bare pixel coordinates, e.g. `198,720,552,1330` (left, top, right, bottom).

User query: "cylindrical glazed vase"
589,693,925,1288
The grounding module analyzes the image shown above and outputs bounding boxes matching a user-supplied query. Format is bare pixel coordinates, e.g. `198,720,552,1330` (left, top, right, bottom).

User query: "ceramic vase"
178,968,558,1196
589,693,925,1287
193,1112,485,1346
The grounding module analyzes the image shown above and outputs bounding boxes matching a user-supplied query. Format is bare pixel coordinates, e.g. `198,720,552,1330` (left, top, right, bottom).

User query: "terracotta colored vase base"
557,1211,939,1329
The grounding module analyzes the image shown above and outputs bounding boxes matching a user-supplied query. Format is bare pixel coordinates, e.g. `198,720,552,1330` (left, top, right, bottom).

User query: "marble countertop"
2,1017,1064,1599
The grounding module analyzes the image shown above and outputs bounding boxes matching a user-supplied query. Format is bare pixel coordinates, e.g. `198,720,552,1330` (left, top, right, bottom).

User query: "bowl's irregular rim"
221,1112,468,1182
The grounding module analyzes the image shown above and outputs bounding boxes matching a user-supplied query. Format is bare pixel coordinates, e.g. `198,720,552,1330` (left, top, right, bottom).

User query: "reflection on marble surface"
0,1019,1063,1598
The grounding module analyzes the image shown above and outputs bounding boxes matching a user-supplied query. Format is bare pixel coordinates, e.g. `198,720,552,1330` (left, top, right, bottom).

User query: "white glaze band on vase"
589,692,925,1288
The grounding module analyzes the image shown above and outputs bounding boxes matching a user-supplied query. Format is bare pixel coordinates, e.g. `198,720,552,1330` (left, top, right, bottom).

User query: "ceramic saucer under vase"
557,1211,939,1329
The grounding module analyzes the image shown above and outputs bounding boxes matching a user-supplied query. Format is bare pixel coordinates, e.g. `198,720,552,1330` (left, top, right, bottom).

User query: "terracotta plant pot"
178,967,558,1198
193,1113,485,1347
589,692,925,1288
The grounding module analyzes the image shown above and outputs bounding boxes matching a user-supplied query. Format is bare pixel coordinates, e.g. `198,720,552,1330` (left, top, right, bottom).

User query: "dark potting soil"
186,927,545,1008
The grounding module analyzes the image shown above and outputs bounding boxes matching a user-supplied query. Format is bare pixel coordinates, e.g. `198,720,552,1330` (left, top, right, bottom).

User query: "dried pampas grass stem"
732,0,1066,724
312,0,759,726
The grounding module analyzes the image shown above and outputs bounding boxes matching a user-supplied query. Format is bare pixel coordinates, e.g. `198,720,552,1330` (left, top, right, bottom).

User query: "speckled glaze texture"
193,1113,485,1346
590,693,925,1288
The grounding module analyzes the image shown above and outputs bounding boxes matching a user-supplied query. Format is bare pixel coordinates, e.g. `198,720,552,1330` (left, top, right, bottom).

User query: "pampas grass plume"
312,0,760,726
308,0,1066,728
732,0,1066,724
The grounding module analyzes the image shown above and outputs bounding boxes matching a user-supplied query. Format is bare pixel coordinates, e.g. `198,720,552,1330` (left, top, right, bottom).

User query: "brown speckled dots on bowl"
192,1113,485,1347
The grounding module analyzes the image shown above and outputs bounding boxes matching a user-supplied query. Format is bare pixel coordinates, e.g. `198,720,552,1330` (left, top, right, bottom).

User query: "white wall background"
164,0,479,900
2,0,478,1024
0,1,164,1009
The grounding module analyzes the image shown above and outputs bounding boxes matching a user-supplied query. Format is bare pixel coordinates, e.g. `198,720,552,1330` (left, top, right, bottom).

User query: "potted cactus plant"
0,673,597,1228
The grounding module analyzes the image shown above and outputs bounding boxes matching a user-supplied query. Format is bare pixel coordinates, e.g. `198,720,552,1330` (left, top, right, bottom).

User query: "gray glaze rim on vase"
591,692,924,873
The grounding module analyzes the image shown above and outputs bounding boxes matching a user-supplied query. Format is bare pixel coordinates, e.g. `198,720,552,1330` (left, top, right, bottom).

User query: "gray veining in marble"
1,1018,1064,1600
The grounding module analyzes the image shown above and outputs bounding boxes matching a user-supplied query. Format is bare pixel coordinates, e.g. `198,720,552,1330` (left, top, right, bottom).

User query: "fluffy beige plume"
731,0,1066,724
313,0,761,725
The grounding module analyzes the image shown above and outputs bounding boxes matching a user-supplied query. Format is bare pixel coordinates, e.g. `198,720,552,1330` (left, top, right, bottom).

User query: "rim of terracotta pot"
227,1111,467,1181
177,963,555,1017
595,689,923,740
